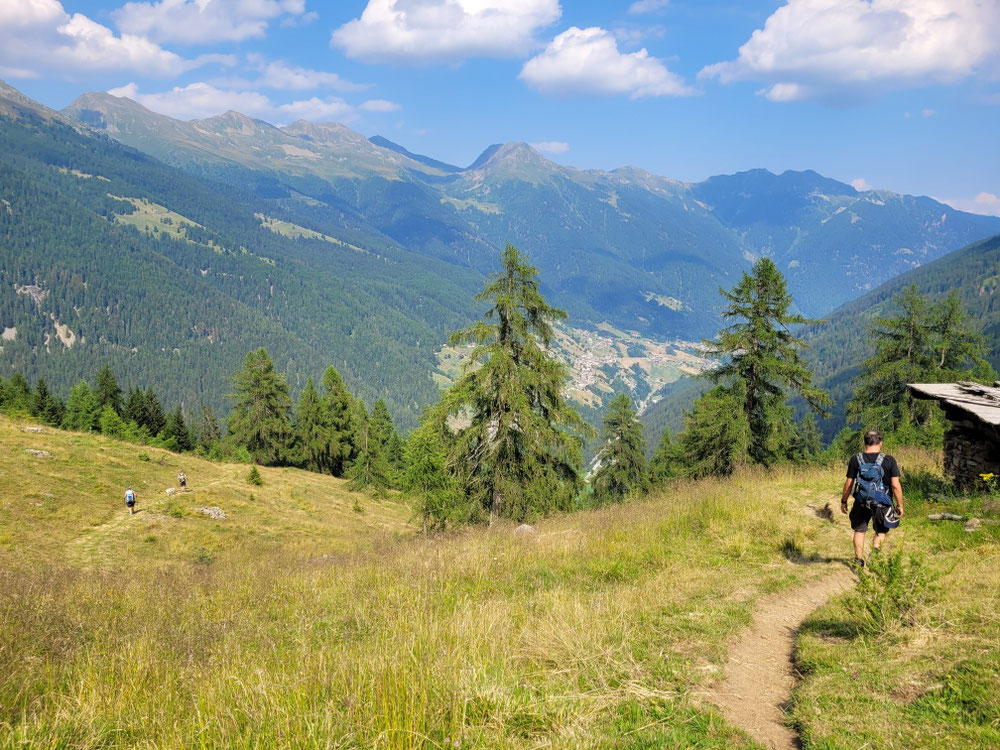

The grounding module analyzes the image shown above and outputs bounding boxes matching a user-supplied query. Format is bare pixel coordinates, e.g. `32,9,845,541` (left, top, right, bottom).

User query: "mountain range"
3,77,1000,431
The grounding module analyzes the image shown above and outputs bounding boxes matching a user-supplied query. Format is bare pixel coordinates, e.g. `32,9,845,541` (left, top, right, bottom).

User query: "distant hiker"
840,429,904,569
125,486,137,515
178,471,187,489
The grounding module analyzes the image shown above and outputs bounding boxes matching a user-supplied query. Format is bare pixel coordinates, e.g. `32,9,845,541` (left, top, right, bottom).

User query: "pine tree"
404,423,464,532
679,383,751,478
95,365,123,415
99,405,128,439
164,408,193,451
123,386,145,426
591,394,649,505
704,257,829,466
294,378,329,472
787,412,823,462
347,402,391,493
438,244,591,521
6,373,32,413
63,380,100,432
369,399,401,486
143,388,167,436
32,378,65,427
648,427,682,485
196,405,221,448
227,348,293,466
321,366,357,477
848,286,994,433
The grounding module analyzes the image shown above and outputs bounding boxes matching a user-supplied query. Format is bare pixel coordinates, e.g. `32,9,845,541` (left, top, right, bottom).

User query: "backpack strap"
875,453,885,466
855,452,865,468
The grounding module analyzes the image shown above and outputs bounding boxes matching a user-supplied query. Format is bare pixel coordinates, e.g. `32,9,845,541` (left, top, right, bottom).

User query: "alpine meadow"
4,2,1000,747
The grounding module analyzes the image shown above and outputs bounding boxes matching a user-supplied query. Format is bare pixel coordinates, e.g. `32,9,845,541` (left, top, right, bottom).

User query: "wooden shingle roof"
909,382,1000,426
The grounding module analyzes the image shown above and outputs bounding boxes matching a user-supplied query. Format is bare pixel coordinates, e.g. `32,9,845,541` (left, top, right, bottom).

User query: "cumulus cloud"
108,81,356,123
113,0,309,44
331,0,561,63
850,177,871,191
529,140,569,154
520,26,693,98
249,58,367,91
940,192,1000,218
0,0,197,78
359,99,401,112
701,0,1000,102
628,0,669,14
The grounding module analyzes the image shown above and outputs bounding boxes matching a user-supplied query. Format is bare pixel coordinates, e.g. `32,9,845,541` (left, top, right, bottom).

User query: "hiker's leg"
853,531,866,559
872,532,886,550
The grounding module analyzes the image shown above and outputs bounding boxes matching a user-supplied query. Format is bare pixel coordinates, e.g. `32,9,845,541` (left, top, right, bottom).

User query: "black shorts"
850,501,889,534
126,498,135,507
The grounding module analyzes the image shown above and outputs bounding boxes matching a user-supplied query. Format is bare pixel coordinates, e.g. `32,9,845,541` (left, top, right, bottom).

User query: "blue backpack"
853,453,893,508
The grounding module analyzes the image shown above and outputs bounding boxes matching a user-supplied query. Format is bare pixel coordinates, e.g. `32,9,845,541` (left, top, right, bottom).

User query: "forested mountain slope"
0,108,480,427
63,88,1000,340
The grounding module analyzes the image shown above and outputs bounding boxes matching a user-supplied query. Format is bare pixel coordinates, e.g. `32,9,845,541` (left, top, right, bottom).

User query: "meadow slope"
1,417,998,748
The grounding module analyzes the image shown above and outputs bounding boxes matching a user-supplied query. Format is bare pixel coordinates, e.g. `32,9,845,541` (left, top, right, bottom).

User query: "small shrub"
194,547,213,565
352,498,364,514
166,500,184,519
144,535,157,544
844,550,934,637
247,466,263,486
137,452,150,462
248,493,256,502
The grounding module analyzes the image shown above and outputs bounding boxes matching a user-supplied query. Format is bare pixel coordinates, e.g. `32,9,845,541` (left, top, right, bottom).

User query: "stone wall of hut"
943,421,1000,490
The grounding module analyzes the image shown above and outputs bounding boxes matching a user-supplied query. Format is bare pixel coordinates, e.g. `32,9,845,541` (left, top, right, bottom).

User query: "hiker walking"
839,428,904,569
178,471,187,489
124,486,137,515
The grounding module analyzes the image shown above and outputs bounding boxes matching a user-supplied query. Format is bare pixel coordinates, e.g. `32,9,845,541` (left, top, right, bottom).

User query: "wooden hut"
909,382,1000,490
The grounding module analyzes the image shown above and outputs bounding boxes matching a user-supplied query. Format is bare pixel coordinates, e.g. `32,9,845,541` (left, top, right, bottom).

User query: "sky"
2,0,999,215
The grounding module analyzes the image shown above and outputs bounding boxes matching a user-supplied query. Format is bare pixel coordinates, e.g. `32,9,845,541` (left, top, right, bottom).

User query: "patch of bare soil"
707,568,854,749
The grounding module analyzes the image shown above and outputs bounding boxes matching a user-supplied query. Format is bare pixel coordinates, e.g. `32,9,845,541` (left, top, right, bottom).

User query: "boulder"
513,523,535,537
24,449,52,458
196,506,226,520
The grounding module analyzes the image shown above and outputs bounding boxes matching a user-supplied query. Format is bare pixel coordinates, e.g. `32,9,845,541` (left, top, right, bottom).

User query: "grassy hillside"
2,417,998,747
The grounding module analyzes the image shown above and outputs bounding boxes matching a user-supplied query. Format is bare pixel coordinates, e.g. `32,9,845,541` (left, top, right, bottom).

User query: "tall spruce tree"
227,348,293,466
648,427,682,485
294,378,329,472
679,383,751,478
197,405,221,449
591,394,649,505
404,423,464,532
164,408,193,451
143,388,167,436
123,386,145,426
849,286,994,433
63,380,100,432
321,366,357,477
347,402,391,492
32,378,65,427
703,257,829,466
6,373,33,413
95,365,123,415
438,244,591,522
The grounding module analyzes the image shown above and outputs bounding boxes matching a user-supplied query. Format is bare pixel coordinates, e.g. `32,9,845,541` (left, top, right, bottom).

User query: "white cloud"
520,26,693,98
940,192,1000,217
628,0,669,14
331,0,561,63
113,0,309,44
251,58,367,91
107,81,356,123
0,0,196,78
701,0,1000,102
359,99,401,112
280,10,318,28
529,140,569,154
850,177,871,191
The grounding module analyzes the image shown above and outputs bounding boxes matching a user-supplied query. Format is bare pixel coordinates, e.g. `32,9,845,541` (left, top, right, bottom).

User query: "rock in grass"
196,506,226,520
21,426,46,433
964,517,982,532
514,524,535,537
24,449,52,458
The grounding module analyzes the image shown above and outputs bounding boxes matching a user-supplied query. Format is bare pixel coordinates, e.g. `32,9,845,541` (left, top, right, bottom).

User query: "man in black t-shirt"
840,428,905,568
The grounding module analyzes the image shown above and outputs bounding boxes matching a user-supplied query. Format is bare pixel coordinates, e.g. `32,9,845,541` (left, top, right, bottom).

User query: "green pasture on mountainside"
2,415,998,748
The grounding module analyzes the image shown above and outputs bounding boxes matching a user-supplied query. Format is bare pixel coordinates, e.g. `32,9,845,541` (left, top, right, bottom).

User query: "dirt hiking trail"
708,567,854,749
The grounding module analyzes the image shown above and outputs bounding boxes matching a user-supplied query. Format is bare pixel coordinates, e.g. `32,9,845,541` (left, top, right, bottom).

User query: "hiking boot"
851,557,866,573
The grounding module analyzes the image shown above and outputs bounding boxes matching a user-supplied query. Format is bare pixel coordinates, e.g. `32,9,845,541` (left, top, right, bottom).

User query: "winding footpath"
708,567,854,749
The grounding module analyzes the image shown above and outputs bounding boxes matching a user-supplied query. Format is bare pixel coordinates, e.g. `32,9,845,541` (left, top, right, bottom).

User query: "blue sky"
3,0,999,214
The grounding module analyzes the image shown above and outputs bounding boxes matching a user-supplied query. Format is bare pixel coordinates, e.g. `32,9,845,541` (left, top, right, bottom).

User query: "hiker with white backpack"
124,486,137,515
839,429,904,570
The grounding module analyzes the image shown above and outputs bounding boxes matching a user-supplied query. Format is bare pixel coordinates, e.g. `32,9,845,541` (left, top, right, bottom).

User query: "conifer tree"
321,366,357,477
849,286,994,432
32,378,65,426
591,394,649,505
787,412,823,462
164,408,193,451
438,244,591,521
99,405,128,439
294,378,329,472
6,373,32,413
123,386,145,426
648,427,682,485
143,387,167,436
227,348,293,466
704,257,829,466
63,380,99,431
197,405,221,449
95,365,123,415
679,383,751,478
404,423,464,531
347,402,391,492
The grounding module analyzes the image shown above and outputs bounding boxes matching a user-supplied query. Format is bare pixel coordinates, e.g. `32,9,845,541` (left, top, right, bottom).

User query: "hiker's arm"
840,478,853,513
890,476,904,516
